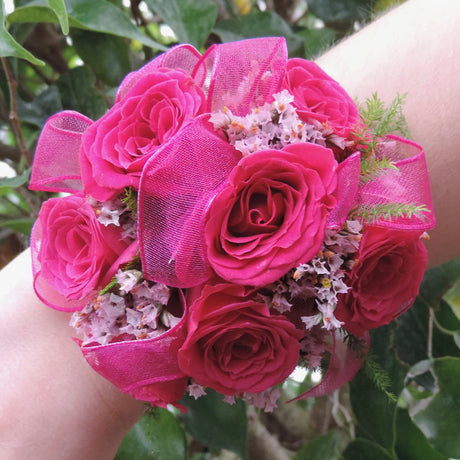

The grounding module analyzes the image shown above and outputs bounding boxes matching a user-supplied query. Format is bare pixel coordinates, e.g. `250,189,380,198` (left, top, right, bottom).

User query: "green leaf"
395,409,448,460
342,438,394,460
47,0,69,34
116,408,186,460
71,29,130,87
443,277,460,322
181,389,248,460
17,86,62,127
293,430,341,460
418,257,460,308
349,326,407,452
8,0,166,50
55,65,106,119
394,299,430,366
213,11,304,57
0,217,34,234
306,0,375,26
0,169,31,190
0,6,44,65
144,0,217,49
411,357,460,458
296,27,336,59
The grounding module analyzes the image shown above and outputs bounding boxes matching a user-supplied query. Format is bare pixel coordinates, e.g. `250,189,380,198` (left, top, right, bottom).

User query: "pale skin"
0,0,459,458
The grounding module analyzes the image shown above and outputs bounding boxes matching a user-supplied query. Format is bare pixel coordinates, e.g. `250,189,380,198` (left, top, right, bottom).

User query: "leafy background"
1,0,459,458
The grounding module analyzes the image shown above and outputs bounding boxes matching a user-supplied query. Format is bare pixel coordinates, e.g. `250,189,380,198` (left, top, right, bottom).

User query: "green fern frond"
350,202,430,224
364,353,398,403
343,333,368,360
99,277,118,296
121,187,138,216
360,155,398,184
359,93,410,138
355,93,410,156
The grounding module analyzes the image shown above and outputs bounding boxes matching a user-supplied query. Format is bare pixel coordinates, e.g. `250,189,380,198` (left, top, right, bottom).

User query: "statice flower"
70,272,176,345
243,387,281,413
263,221,362,332
187,382,207,400
210,90,331,156
86,196,126,227
116,269,142,293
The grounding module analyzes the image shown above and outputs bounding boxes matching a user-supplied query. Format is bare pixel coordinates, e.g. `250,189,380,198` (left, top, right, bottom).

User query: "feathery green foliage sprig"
359,155,398,184
121,187,138,217
350,202,430,224
356,93,410,156
364,353,398,403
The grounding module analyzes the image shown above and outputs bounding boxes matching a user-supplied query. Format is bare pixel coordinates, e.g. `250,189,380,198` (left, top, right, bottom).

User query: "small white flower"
116,269,142,294
301,314,322,330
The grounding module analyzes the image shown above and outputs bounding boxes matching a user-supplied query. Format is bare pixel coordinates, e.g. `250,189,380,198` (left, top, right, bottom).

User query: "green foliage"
115,408,187,460
359,155,398,184
350,202,430,224
410,358,460,458
293,430,341,460
364,353,398,403
8,0,166,50
121,187,138,216
307,0,377,26
181,389,248,460
46,0,69,34
144,0,218,49
55,65,107,119
0,5,44,65
1,1,459,459
357,93,410,154
213,10,305,56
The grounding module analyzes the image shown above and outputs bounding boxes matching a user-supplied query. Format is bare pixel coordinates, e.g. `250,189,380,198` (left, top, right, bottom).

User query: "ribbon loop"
355,136,436,231
194,37,287,115
138,116,241,288
29,110,92,193
82,291,188,406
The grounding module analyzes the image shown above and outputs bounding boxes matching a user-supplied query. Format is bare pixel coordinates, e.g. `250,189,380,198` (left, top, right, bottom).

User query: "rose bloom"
205,143,338,287
80,68,206,200
34,194,129,304
178,283,303,395
335,226,428,336
282,58,359,137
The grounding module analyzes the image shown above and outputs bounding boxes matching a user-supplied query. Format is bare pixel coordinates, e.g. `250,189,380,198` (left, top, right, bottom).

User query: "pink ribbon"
81,290,189,406
354,135,436,230
29,111,92,193
289,331,370,401
138,115,242,288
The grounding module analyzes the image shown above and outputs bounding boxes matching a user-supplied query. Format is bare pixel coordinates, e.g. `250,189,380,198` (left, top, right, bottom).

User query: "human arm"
0,249,146,460
316,0,460,267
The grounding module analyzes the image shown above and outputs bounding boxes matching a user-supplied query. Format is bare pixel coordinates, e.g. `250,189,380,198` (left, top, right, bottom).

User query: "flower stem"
1,57,32,168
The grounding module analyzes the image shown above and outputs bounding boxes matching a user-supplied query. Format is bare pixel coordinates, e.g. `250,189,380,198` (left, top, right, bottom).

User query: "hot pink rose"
204,143,338,286
335,227,427,336
34,194,129,304
283,58,359,137
81,68,206,200
178,283,303,395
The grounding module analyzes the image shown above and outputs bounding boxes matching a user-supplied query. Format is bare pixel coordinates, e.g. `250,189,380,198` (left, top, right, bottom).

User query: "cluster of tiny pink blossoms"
187,381,281,413
87,195,137,240
209,89,351,156
70,270,177,346
260,220,362,333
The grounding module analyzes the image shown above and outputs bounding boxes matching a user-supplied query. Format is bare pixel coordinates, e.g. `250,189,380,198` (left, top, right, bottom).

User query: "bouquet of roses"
29,37,435,411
